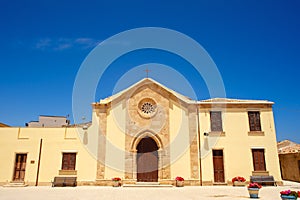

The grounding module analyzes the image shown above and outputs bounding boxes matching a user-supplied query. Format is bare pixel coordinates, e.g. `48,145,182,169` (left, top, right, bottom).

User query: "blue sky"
0,0,299,142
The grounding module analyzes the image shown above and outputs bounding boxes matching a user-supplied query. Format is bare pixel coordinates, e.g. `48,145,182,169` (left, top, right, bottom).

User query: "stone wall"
125,83,171,180
279,153,300,182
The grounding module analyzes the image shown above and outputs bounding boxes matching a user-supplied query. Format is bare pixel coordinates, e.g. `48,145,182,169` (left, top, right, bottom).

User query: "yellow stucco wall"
0,104,282,186
104,100,126,179
169,100,192,180
199,107,281,184
0,127,96,185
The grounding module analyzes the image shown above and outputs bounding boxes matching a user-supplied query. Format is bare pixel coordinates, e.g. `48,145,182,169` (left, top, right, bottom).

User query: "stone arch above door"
124,130,171,181
130,130,163,152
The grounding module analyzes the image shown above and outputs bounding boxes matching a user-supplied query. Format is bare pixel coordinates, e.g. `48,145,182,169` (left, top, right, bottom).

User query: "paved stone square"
1,181,300,200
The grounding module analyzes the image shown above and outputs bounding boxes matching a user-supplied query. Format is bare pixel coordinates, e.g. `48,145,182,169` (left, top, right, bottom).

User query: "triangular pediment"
98,78,195,105
93,78,274,107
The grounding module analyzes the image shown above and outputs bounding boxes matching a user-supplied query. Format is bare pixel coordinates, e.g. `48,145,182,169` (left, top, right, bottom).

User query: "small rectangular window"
210,111,223,132
62,153,76,170
248,111,261,131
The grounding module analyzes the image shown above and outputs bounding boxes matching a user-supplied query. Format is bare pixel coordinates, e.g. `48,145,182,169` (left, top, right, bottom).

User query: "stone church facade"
0,78,282,186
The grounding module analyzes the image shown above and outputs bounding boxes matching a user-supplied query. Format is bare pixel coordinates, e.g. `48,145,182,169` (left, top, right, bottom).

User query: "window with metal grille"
210,111,223,132
62,153,76,170
248,111,261,131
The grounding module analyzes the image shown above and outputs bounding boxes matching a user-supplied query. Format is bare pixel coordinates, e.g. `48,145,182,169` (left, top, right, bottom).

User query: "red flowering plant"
112,177,121,181
232,176,246,183
280,190,300,198
175,176,184,181
247,182,262,189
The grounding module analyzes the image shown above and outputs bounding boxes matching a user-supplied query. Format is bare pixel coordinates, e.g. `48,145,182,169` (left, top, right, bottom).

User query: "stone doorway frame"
125,130,170,182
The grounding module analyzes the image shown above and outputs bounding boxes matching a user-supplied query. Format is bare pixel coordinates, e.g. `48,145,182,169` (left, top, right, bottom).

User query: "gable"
98,78,194,105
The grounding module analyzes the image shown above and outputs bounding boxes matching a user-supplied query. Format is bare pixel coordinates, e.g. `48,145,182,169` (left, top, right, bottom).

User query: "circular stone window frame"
137,98,158,119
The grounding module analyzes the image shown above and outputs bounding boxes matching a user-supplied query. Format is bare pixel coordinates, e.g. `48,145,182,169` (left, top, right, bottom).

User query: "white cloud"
75,38,101,49
54,43,73,51
35,38,52,50
33,37,101,51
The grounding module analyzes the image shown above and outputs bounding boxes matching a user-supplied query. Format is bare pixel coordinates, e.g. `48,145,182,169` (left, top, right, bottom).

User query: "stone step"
3,182,28,187
123,182,173,188
136,182,160,185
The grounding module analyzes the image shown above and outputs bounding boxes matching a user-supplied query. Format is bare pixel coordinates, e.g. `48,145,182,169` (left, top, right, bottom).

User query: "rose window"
141,102,156,114
138,98,157,118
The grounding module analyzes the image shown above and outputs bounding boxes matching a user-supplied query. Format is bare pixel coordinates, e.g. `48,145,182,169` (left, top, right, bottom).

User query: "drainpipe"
35,138,43,186
196,104,203,186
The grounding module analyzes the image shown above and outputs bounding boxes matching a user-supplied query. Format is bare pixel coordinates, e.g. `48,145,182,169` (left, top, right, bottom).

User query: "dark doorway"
213,150,225,183
137,137,158,182
13,153,27,181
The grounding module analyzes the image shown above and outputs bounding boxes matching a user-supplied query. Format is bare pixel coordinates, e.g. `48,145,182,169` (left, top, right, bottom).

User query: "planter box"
233,181,246,186
112,181,121,187
176,180,184,187
248,188,259,198
281,195,297,200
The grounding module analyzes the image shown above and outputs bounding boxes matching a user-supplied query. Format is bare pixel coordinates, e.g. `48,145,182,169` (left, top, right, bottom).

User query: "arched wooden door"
137,137,158,182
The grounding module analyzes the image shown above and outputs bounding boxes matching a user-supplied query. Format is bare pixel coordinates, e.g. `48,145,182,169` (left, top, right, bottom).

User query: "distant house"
278,140,300,182
25,115,70,127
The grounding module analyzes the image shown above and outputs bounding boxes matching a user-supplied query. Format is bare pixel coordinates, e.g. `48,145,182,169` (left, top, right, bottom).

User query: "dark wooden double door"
13,154,27,181
137,137,158,182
